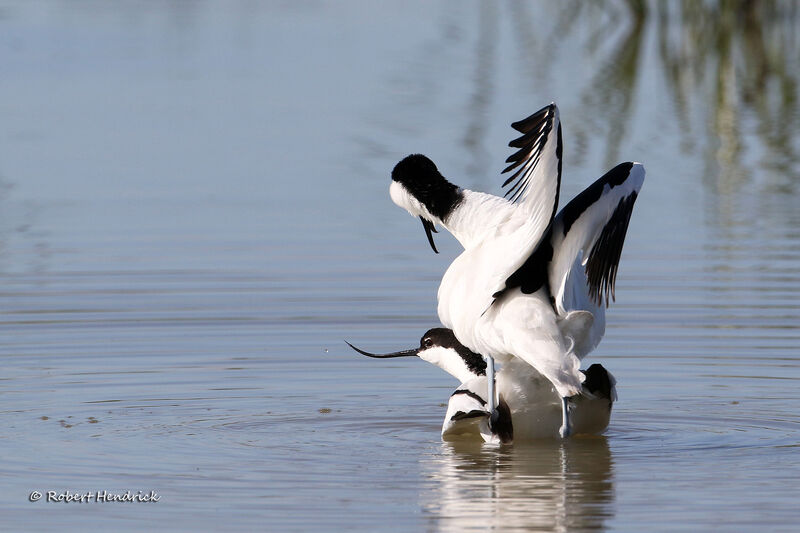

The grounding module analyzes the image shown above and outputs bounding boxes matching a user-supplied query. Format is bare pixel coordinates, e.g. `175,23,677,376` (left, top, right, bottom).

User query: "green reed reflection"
504,0,798,189
656,0,799,191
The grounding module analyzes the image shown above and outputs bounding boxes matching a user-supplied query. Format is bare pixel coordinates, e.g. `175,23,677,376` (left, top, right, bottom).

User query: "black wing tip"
501,103,560,204
509,103,557,133
586,191,639,307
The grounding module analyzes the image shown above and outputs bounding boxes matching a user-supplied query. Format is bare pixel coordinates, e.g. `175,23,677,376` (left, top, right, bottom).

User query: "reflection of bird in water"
388,103,643,437
347,327,615,443
422,438,615,531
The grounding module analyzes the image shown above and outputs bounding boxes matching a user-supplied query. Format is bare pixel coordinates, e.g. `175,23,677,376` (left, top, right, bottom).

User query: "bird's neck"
440,190,517,249
390,180,463,229
420,347,482,383
447,364,481,384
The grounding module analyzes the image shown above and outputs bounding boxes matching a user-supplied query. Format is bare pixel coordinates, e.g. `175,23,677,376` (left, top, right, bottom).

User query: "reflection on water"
461,1,498,181
657,0,799,188
518,0,800,187
424,439,613,531
572,0,648,168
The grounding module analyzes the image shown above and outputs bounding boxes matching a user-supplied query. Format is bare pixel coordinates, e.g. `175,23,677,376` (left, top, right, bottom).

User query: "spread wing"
486,104,563,303
548,162,645,355
550,161,644,311
501,103,563,215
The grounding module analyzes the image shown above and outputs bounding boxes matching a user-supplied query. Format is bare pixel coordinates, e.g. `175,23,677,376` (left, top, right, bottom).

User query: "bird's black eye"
423,338,433,348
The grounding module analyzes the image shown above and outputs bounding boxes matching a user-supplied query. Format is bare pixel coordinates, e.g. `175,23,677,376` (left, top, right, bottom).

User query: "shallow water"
2,1,799,531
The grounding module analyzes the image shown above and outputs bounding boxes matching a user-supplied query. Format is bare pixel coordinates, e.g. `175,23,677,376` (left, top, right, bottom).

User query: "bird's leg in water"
559,396,572,438
485,355,496,414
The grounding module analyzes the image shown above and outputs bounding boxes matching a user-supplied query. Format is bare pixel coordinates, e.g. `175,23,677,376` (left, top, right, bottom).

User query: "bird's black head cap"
420,327,486,376
391,154,463,221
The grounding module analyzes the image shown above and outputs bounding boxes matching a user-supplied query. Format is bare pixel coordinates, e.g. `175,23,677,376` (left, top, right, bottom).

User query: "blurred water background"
1,1,799,530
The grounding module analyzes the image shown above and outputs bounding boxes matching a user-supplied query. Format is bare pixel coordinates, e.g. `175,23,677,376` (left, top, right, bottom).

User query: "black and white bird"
347,328,616,443
388,103,643,437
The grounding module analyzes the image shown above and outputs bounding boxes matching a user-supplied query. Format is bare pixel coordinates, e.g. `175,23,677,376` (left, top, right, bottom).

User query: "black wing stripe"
560,162,634,236
450,410,488,421
491,236,554,299
451,389,487,406
586,191,638,307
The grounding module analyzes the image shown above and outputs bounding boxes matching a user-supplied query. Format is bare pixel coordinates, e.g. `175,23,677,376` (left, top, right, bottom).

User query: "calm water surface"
1,1,799,531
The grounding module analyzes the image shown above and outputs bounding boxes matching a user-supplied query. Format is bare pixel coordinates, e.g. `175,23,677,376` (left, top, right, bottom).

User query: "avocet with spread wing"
388,103,643,437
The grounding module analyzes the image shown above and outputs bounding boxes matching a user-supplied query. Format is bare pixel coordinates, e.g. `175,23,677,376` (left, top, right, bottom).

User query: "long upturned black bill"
419,216,439,254
345,341,418,359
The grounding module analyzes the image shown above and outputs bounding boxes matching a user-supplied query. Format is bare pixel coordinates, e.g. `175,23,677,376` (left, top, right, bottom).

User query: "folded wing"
441,378,489,440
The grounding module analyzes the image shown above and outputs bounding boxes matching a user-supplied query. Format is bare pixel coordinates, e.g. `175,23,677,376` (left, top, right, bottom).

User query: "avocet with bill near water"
388,103,643,437
347,328,616,443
